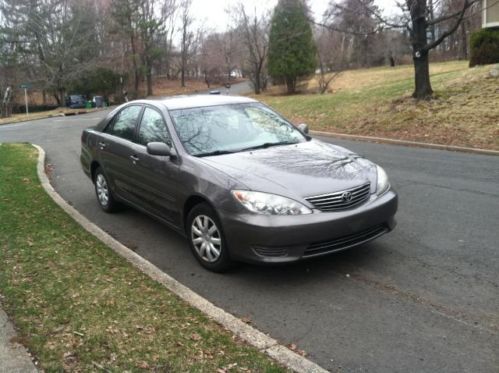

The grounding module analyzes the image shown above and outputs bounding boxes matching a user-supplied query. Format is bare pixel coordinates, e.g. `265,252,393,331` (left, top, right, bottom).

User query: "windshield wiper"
195,149,237,157
196,141,298,157
239,141,298,152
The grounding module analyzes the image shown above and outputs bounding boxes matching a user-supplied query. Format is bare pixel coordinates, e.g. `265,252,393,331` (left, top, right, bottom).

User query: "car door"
97,104,143,204
128,106,183,226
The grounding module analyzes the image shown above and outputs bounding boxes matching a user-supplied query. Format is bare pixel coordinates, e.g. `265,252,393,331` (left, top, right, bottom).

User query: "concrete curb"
32,144,328,373
311,130,499,156
0,108,108,127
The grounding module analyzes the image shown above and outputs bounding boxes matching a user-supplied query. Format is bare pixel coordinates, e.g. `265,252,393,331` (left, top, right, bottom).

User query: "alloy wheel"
191,215,222,262
95,173,109,207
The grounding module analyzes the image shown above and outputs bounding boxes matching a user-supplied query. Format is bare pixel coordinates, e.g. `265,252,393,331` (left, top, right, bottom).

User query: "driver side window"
138,107,171,146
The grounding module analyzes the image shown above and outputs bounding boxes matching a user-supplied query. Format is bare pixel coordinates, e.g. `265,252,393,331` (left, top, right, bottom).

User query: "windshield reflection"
169,103,306,156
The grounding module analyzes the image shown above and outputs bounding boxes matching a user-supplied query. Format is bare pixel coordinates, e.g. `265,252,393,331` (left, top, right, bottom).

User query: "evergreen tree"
268,0,316,94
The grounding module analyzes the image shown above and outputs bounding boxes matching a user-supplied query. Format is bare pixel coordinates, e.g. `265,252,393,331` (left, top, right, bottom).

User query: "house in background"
483,0,499,28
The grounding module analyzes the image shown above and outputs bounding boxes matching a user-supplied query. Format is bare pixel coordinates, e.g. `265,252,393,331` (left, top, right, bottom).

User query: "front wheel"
94,167,119,213
187,203,233,272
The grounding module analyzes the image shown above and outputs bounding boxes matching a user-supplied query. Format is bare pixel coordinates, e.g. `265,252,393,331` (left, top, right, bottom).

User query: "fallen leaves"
287,343,307,357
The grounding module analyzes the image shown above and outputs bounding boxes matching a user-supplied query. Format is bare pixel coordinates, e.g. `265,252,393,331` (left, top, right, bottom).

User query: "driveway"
1,112,498,372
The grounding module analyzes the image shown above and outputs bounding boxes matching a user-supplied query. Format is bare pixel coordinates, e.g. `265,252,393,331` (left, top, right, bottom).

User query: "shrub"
12,104,58,114
69,68,122,97
469,28,499,67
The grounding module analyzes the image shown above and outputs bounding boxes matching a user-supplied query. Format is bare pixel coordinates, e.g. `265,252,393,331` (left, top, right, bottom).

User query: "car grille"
305,183,371,212
303,224,388,258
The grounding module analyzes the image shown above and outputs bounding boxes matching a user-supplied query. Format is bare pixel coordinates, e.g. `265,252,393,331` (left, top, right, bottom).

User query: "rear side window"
138,108,171,146
106,105,142,141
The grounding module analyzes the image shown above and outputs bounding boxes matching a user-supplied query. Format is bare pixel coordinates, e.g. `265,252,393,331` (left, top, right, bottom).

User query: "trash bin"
93,96,104,108
85,100,92,109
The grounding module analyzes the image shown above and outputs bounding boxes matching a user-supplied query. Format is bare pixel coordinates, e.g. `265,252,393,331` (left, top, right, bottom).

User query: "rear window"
105,105,142,141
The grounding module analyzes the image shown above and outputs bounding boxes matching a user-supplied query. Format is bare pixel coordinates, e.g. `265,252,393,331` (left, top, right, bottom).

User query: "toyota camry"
81,95,397,272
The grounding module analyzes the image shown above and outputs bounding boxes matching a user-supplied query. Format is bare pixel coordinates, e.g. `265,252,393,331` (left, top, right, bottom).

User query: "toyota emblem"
341,191,353,202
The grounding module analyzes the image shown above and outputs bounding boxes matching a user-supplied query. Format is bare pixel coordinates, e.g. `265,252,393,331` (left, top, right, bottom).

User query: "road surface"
1,111,498,372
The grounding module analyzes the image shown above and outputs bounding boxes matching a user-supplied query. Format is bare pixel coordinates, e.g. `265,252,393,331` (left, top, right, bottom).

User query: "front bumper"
220,190,398,263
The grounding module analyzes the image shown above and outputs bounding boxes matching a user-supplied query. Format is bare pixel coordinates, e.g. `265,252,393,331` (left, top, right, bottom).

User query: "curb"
0,108,108,127
311,130,499,156
32,144,328,373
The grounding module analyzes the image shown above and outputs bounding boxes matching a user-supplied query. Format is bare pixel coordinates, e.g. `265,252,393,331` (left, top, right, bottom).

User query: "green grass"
0,143,285,372
258,61,499,150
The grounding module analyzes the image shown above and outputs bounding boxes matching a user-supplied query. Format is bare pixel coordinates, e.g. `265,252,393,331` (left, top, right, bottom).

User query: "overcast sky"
190,0,400,32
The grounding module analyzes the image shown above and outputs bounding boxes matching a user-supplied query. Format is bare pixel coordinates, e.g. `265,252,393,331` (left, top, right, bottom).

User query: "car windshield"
169,103,306,156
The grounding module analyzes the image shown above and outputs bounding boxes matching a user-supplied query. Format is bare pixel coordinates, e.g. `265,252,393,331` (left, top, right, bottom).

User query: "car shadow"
228,241,390,285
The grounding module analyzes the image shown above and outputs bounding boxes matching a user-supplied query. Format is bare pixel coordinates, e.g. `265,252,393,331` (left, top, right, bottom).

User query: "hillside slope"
258,61,499,150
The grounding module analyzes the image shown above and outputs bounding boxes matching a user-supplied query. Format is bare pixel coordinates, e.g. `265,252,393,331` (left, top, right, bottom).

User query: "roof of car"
152,94,257,110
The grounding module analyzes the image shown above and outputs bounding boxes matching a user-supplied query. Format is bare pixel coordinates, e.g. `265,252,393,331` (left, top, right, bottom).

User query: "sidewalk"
0,305,37,372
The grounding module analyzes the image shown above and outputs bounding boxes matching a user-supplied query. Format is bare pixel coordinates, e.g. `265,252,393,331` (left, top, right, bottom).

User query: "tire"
93,167,119,213
186,203,233,272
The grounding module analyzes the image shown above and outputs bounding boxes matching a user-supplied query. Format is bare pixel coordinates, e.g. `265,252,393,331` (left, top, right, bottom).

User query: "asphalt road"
1,111,498,372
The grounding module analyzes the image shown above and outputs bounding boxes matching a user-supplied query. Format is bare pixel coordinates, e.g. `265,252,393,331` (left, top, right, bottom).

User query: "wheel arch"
183,194,218,233
90,161,101,182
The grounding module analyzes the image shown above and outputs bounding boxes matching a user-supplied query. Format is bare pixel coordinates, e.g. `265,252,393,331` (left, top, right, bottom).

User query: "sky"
190,0,400,32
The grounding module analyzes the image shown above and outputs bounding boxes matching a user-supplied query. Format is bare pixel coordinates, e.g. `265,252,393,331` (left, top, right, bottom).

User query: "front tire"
94,167,119,213
187,203,233,272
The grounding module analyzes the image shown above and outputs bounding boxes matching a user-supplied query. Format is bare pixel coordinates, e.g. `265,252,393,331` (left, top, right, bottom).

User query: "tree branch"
423,0,474,51
427,0,481,25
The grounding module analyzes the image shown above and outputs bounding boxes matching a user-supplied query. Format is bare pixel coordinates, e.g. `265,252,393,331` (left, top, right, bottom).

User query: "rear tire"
186,203,233,272
94,167,119,213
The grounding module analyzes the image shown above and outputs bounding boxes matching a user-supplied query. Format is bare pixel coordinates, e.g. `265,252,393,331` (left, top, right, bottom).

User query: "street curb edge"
311,131,499,156
32,144,328,373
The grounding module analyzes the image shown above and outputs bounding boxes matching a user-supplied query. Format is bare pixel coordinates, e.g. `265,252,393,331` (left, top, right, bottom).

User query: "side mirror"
147,142,172,156
298,123,309,134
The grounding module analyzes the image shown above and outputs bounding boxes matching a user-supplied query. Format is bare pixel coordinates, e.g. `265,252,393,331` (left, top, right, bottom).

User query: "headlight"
376,166,390,195
232,190,312,215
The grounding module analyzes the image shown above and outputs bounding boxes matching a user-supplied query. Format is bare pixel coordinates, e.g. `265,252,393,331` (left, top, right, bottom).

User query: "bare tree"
234,3,269,94
199,32,227,86
405,0,481,98
110,0,142,95
315,27,342,94
110,0,177,97
317,0,482,99
139,0,177,96
324,0,383,68
179,0,193,87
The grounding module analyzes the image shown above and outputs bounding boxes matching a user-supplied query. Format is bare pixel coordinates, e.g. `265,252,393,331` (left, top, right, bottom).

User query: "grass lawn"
257,61,499,150
0,143,284,372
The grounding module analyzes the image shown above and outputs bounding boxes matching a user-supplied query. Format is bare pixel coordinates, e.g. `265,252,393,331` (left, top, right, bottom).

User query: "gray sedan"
81,95,397,272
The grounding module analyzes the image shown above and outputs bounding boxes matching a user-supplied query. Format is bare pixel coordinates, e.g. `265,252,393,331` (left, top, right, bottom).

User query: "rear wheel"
187,203,233,272
94,167,119,213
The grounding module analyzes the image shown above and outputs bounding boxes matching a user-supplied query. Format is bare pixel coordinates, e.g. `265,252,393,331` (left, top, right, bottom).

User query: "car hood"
198,139,377,198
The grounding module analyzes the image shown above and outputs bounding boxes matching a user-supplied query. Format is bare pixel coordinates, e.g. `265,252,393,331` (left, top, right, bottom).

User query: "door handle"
130,155,140,163
98,142,108,149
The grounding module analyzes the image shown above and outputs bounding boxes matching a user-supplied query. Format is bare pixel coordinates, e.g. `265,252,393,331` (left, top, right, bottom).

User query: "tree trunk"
128,15,140,96
253,62,261,94
460,21,468,60
181,64,186,87
53,93,61,106
410,1,433,99
59,89,65,107
286,76,296,94
146,69,153,96
412,51,433,99
145,57,153,96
